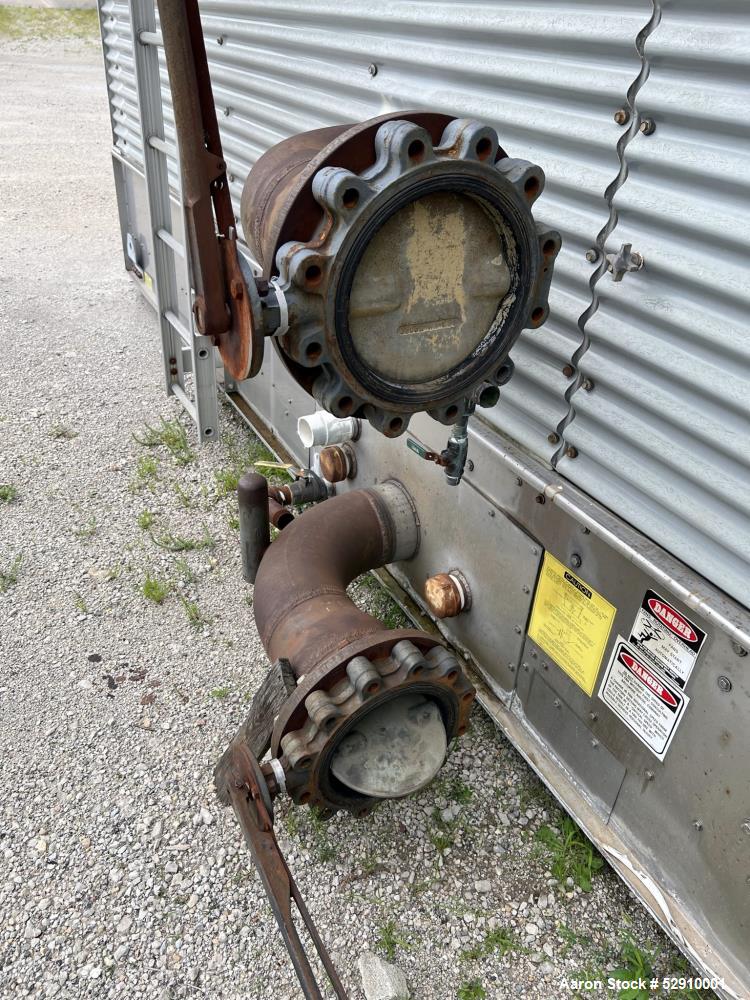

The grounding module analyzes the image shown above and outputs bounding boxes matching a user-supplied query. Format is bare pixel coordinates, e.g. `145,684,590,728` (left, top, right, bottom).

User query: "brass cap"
424,572,470,619
319,443,356,483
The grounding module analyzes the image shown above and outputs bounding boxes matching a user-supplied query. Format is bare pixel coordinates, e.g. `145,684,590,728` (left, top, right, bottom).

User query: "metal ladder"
125,0,220,441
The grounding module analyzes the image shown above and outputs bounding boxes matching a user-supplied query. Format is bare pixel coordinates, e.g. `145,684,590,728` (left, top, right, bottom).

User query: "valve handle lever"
215,659,349,999
223,746,348,1000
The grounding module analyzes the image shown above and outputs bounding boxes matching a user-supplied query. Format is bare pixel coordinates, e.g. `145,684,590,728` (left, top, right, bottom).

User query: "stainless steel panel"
521,668,626,817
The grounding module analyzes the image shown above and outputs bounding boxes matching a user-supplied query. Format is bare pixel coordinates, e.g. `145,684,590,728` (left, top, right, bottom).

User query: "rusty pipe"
268,497,294,530
253,482,419,678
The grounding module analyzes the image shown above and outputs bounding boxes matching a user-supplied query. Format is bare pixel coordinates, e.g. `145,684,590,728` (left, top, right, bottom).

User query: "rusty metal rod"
238,472,270,583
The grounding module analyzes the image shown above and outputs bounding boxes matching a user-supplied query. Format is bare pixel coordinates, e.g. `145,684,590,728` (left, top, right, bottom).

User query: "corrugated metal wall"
99,0,750,607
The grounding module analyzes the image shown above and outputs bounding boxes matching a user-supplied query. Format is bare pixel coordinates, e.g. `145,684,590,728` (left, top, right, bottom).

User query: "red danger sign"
620,651,678,709
647,598,698,643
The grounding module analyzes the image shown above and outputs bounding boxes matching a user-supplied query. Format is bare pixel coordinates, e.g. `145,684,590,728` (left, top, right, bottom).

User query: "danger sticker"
629,589,706,689
598,638,689,760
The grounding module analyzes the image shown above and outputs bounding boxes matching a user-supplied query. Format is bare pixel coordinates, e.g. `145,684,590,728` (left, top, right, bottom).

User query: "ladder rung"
138,29,162,46
164,309,192,345
148,135,169,155
157,228,185,258
171,383,197,421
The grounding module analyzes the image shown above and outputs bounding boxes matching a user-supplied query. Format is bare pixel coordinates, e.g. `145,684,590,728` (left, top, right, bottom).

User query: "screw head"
534,494,546,505
585,248,599,263
614,108,630,126
717,675,733,693
645,770,655,781
570,553,582,569
565,446,579,459
562,364,575,378
693,820,703,832
731,642,748,658
581,378,594,392
741,819,750,836
368,63,378,76
547,432,560,445
639,118,655,135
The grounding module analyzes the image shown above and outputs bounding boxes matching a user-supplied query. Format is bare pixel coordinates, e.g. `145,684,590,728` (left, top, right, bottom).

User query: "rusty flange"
271,632,475,817
241,113,560,438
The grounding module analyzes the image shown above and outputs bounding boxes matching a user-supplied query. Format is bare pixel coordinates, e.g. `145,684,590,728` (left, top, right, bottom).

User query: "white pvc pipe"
297,411,360,449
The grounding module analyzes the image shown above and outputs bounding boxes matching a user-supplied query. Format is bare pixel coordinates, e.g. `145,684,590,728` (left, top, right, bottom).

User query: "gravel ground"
0,27,711,1000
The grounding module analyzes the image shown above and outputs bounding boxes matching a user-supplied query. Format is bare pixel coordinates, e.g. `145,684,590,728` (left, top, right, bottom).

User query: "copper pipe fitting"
424,571,471,619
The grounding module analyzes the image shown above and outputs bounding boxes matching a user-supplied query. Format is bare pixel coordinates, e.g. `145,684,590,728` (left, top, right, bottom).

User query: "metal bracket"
606,242,644,282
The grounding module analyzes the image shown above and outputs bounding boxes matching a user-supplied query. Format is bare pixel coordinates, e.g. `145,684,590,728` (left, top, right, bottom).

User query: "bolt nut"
547,432,560,445
319,443,356,483
717,675,732,693
565,446,579,459
731,642,748,658
639,118,655,135
535,494,546,505
614,108,630,126
367,63,378,76
585,248,599,263
424,571,470,619
562,364,575,378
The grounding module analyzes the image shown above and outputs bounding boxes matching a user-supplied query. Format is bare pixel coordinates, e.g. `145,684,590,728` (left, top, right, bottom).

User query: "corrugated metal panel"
559,0,750,605
153,0,652,465
100,0,144,167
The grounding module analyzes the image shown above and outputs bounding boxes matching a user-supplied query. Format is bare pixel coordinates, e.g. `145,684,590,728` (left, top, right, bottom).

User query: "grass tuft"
181,596,209,629
376,919,409,961
457,979,486,1000
149,525,215,552
0,554,22,593
0,485,18,503
142,574,170,604
136,510,156,530
461,927,516,962
134,418,195,466
535,815,604,892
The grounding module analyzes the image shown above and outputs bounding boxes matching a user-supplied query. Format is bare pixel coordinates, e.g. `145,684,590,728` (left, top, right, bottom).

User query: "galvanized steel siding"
558,0,750,605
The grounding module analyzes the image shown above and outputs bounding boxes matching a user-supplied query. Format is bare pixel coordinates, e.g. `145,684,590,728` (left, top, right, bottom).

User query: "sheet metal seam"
551,0,663,467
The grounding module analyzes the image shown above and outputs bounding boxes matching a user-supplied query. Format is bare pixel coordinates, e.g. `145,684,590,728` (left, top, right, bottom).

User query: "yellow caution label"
528,552,616,696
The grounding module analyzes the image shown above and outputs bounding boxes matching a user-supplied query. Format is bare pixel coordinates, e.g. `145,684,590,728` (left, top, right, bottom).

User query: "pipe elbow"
253,481,419,675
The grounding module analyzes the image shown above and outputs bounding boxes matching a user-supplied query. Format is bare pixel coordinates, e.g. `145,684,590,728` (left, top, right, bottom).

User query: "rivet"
368,63,378,76
731,642,748,658
522,662,529,672
466,459,475,472
554,699,561,709
570,553,582,569
522,585,530,594
543,663,549,670
562,364,575,378
565,446,579,459
509,664,516,672
644,770,654,781
535,494,546,505
614,108,630,126
585,248,599,263
581,526,591,535
547,432,560,445
581,378,594,392
488,509,496,518
591,739,599,748
717,675,732,693
531,547,539,555
589,712,598,722
514,625,522,634
531,651,538,659
639,118,656,135
515,477,523,487
741,819,750,836
693,820,703,832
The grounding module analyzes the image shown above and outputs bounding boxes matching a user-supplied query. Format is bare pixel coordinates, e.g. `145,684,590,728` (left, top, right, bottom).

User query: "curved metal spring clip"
225,745,348,1000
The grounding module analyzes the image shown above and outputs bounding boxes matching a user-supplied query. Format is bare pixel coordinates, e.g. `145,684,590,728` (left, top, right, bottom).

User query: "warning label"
598,638,689,760
629,589,706,689
528,553,616,696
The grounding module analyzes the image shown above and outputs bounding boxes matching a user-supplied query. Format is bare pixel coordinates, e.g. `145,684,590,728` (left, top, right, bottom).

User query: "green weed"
142,574,170,604
174,557,195,583
0,485,17,503
210,687,230,700
134,418,195,466
376,920,409,961
0,555,22,593
181,597,209,629
172,482,194,509
457,979,486,1000
73,591,88,612
535,815,604,891
137,510,156,530
461,927,516,962
50,424,79,440
132,454,159,491
606,936,657,1000
150,525,215,552
73,517,98,539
